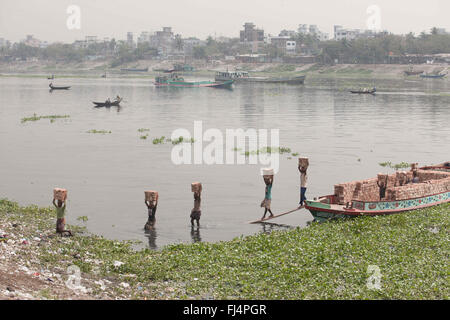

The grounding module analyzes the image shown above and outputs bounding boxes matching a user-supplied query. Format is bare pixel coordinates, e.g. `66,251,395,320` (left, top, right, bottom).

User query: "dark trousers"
300,187,307,205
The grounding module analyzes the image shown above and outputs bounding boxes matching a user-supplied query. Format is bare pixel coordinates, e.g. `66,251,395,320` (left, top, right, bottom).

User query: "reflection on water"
144,227,157,250
190,226,202,243
0,76,449,250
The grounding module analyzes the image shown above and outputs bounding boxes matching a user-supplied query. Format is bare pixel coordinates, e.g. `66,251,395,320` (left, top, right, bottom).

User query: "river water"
0,75,448,249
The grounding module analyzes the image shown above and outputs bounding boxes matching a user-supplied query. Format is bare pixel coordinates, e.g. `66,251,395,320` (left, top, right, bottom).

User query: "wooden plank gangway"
248,206,305,224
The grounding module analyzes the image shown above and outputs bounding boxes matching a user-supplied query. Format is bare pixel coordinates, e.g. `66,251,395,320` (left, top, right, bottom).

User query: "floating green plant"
292,152,299,157
87,129,112,134
140,135,149,140
379,161,410,170
171,137,195,145
138,128,150,133
21,114,70,123
77,216,89,222
152,136,166,144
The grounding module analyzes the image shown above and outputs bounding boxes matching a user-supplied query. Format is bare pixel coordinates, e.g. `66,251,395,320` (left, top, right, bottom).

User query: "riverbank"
1,199,448,299
1,60,448,81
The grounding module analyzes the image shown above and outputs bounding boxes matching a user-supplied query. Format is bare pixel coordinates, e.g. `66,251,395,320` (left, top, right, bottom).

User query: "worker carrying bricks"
261,168,274,220
191,182,202,227
144,191,158,230
52,188,72,236
298,158,309,207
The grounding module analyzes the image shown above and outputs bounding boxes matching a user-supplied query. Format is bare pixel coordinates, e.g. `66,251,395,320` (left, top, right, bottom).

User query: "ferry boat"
154,73,233,88
305,163,450,222
215,71,305,84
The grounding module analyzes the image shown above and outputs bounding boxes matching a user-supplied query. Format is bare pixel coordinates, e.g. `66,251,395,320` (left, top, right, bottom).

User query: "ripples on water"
0,76,448,249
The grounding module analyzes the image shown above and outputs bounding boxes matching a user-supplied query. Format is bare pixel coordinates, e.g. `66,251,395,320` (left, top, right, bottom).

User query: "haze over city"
1,0,449,42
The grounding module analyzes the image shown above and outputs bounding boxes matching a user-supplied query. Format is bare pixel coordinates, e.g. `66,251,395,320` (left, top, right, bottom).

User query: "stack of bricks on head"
334,166,450,204
53,188,67,201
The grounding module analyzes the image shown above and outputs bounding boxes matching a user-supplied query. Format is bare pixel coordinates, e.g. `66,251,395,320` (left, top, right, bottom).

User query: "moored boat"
155,74,233,88
215,71,305,84
305,164,450,222
420,73,446,79
121,67,149,72
404,70,424,76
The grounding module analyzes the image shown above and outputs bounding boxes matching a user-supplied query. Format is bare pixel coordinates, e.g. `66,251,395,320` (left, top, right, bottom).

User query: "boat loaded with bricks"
305,162,450,222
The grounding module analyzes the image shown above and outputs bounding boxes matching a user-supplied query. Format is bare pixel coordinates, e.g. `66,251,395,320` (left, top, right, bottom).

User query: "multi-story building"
334,25,381,41
127,32,134,48
240,23,264,42
297,24,329,41
137,32,151,44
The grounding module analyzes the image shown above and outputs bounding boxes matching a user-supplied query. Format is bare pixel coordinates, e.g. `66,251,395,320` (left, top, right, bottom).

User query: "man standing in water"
191,183,202,227
144,191,158,230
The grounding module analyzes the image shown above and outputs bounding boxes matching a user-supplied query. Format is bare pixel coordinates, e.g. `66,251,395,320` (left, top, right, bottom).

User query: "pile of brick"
334,170,449,204
386,170,450,201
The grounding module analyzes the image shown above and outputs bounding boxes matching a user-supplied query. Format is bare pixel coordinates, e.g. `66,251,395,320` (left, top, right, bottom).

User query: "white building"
296,24,329,41
334,25,380,41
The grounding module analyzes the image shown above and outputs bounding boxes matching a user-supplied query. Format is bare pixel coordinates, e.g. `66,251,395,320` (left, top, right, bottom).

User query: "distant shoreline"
1,61,448,81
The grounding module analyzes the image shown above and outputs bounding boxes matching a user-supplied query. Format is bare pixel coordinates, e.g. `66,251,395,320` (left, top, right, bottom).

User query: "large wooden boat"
120,67,149,72
305,164,450,222
404,70,424,76
155,74,233,88
420,73,446,79
215,71,306,84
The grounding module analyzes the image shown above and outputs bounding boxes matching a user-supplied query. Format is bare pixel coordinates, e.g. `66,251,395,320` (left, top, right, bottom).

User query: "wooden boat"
49,83,70,90
305,165,450,222
350,88,376,94
155,74,233,88
93,97,122,107
420,73,446,79
215,71,306,84
121,67,149,72
420,162,450,172
404,70,423,76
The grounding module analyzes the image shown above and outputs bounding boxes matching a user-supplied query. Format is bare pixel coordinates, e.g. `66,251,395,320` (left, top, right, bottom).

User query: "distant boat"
93,97,122,107
404,70,424,76
215,71,305,84
420,73,446,79
155,74,233,88
350,88,376,94
120,67,149,72
49,83,70,90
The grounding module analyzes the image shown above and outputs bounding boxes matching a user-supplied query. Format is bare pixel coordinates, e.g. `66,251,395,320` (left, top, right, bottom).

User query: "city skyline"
1,0,449,43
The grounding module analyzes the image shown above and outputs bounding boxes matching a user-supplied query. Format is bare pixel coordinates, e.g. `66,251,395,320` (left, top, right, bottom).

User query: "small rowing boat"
350,88,376,94
93,97,122,107
49,83,70,90
404,70,424,76
305,163,450,222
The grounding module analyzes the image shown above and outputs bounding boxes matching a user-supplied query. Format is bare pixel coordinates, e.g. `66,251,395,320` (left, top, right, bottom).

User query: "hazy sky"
0,0,448,42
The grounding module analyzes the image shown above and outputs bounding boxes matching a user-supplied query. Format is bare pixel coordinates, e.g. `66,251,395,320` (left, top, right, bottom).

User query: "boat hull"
305,191,450,222
155,79,233,88
420,74,446,79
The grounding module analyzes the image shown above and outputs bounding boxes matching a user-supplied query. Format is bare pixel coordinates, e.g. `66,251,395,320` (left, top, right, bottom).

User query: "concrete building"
137,31,151,44
296,24,329,41
334,25,381,41
22,35,42,48
127,32,134,47
240,23,264,42
150,27,175,56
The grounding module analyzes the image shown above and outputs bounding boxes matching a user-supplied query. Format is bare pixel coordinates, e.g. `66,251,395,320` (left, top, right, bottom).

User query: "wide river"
0,75,448,249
